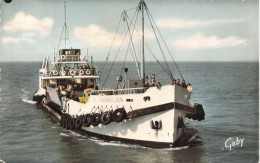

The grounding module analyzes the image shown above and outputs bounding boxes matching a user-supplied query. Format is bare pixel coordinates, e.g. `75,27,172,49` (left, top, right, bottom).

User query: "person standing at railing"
144,81,149,91
86,63,90,69
65,66,69,76
57,67,60,75
91,68,95,75
156,82,162,89
176,79,181,85
171,80,176,85
181,80,187,88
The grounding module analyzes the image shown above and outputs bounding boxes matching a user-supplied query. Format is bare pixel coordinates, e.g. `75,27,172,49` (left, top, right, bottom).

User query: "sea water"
0,62,258,162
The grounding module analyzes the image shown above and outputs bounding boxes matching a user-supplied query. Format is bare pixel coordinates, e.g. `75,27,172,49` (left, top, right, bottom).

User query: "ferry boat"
33,0,205,148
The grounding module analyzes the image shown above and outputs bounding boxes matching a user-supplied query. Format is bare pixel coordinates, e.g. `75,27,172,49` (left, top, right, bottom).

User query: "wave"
59,130,87,139
69,130,87,138
22,98,36,104
59,130,190,150
161,145,189,151
188,134,198,142
21,88,36,104
89,138,146,148
90,138,189,150
60,133,70,137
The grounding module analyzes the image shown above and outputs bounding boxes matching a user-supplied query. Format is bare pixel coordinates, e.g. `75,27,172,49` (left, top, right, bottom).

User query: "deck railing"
91,87,144,95
40,69,96,77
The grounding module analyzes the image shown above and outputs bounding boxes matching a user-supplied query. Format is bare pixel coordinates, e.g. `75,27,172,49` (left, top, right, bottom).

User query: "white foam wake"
90,138,189,150
20,88,37,104
188,134,198,142
22,98,36,104
69,130,87,138
90,138,145,148
60,133,70,137
162,145,189,151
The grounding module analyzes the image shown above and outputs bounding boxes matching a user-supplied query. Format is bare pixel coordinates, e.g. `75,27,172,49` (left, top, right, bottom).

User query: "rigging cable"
117,21,131,89
97,13,124,85
65,24,72,48
101,8,139,89
101,14,135,89
145,3,184,81
144,4,174,81
56,25,65,56
124,7,173,79
145,43,172,78
117,10,140,88
124,10,141,78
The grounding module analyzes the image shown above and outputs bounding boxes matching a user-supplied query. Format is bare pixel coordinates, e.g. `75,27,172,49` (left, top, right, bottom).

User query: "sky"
0,0,259,62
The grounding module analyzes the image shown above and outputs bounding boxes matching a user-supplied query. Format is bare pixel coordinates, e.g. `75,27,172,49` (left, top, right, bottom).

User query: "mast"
54,48,55,62
64,1,67,49
140,0,145,81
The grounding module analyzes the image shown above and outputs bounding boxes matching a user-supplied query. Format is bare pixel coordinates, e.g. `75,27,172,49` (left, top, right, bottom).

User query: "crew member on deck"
176,79,181,85
182,80,187,87
151,79,156,87
171,80,176,85
144,80,149,91
65,66,69,76
68,89,75,100
57,67,60,75
86,63,90,69
156,82,162,89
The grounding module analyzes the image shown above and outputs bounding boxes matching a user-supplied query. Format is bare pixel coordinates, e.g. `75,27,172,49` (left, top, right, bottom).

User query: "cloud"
74,24,154,47
157,18,243,28
1,32,39,44
1,36,35,44
173,33,247,50
74,25,122,47
3,11,54,36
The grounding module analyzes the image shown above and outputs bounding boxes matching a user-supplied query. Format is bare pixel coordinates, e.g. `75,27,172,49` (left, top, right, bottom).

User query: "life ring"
100,111,112,125
91,113,101,126
61,55,66,60
60,114,69,127
86,69,91,75
82,114,92,127
62,118,66,128
60,115,64,127
64,120,68,129
69,118,75,130
61,114,69,128
70,70,75,76
112,108,126,122
75,116,83,129
61,115,66,128
79,70,84,75
53,70,58,76
66,118,71,130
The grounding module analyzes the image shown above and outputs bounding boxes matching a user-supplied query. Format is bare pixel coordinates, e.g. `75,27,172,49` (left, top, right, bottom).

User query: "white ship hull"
82,109,185,147
58,84,193,147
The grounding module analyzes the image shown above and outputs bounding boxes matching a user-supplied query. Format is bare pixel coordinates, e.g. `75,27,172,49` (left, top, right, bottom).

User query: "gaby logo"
225,137,244,151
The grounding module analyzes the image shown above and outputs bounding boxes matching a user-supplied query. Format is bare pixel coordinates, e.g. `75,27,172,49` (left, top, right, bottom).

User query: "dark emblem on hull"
150,120,162,129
